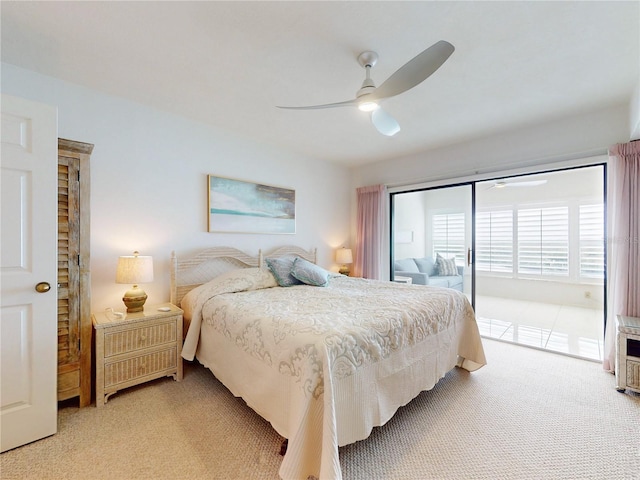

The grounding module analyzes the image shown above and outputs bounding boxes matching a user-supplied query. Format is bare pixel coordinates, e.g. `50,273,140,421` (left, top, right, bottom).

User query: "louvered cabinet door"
57,157,81,391
57,139,92,407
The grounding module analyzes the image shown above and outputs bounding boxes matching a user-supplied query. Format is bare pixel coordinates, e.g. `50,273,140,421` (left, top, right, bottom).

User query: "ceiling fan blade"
490,179,548,189
371,41,455,101
276,99,358,110
508,180,547,187
371,108,400,136
503,180,547,187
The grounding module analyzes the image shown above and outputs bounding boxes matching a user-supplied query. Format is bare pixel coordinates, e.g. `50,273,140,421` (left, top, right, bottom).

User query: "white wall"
475,276,604,309
1,63,352,312
353,104,629,189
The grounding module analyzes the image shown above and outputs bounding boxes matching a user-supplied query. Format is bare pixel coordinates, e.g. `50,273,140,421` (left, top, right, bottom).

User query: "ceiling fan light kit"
358,102,379,112
277,41,455,137
371,108,401,136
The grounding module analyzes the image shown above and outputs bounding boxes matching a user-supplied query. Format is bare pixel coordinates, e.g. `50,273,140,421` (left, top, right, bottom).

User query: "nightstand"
615,315,640,394
93,303,183,407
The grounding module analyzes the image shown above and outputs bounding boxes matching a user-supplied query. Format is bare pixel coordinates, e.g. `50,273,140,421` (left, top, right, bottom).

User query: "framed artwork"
395,230,414,244
208,175,296,234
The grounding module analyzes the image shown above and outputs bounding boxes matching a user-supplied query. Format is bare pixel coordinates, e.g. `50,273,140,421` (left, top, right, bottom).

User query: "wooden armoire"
57,138,92,407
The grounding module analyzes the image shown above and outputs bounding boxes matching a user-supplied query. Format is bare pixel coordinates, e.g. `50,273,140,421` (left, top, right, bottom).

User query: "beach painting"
208,175,296,234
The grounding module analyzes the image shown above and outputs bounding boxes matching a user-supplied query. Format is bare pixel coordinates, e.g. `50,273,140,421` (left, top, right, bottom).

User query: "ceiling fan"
488,180,548,190
277,41,455,136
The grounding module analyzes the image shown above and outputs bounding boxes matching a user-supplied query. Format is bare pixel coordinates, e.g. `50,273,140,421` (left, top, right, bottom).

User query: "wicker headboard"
170,247,260,306
259,245,317,266
170,245,318,307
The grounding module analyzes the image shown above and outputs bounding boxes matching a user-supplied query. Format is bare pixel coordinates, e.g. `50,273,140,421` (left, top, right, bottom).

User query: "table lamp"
116,251,154,313
336,247,353,276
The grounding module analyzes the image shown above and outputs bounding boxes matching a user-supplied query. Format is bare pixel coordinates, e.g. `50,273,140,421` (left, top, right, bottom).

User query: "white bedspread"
181,268,486,480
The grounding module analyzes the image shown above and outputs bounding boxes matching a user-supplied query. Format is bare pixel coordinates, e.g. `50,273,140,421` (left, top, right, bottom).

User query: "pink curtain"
603,141,640,372
354,184,386,280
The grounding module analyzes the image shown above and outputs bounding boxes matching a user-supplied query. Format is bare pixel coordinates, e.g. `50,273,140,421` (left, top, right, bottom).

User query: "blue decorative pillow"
265,256,302,287
414,257,436,275
291,257,330,287
394,258,419,273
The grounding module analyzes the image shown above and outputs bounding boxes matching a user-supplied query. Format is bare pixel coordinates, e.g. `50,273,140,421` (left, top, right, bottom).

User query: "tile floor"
474,295,604,361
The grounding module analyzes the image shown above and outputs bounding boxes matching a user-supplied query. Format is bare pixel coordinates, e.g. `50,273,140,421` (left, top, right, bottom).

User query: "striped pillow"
436,253,458,276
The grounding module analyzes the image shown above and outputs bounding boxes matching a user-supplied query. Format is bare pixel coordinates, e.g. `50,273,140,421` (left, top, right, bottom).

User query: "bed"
171,245,486,480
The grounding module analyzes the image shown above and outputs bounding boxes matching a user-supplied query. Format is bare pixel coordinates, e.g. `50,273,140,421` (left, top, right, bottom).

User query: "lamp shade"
336,248,353,265
116,253,154,285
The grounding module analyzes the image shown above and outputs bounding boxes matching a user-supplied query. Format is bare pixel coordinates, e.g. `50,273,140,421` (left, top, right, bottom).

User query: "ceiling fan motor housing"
356,51,378,98
357,51,378,68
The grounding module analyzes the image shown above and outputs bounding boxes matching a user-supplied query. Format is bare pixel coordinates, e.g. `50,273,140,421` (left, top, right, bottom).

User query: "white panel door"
1,94,58,452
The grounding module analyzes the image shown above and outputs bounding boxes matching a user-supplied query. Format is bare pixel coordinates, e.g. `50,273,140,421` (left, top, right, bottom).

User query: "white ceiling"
2,1,638,167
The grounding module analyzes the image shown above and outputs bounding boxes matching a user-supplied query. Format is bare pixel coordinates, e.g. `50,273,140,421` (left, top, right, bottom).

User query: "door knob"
35,282,51,293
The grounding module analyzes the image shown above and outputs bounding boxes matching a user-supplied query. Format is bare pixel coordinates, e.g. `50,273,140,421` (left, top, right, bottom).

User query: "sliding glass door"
474,166,605,360
391,183,474,304
390,164,606,361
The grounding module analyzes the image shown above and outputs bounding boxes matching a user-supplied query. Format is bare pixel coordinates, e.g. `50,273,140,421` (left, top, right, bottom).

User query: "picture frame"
395,230,414,244
207,175,296,234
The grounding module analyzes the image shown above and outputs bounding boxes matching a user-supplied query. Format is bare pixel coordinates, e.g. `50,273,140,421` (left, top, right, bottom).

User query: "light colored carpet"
1,339,638,480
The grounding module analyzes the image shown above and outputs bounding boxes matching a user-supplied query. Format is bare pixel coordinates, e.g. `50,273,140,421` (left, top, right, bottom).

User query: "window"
579,204,605,278
477,210,513,273
477,202,603,282
518,207,569,276
432,213,465,264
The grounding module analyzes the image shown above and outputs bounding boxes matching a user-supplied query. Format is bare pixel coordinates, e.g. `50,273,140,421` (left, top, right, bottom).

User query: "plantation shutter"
476,210,513,273
517,207,569,276
579,204,605,279
432,213,465,264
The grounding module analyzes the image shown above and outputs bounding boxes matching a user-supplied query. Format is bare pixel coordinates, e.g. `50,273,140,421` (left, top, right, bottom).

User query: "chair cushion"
428,277,449,288
439,275,463,289
414,257,436,275
394,258,419,273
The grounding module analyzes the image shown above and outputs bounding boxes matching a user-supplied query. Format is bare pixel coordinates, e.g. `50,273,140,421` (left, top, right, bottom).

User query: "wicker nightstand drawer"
615,315,640,394
104,347,177,387
93,303,183,406
626,360,640,390
104,321,177,357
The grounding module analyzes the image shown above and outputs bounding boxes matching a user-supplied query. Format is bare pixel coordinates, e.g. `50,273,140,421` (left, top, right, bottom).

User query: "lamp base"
338,265,350,276
122,286,147,313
